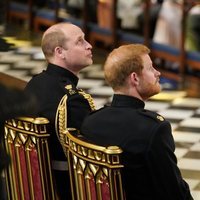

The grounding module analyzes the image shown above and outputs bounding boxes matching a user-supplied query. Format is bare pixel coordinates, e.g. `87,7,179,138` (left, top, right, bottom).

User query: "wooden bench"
33,0,60,32
6,0,33,30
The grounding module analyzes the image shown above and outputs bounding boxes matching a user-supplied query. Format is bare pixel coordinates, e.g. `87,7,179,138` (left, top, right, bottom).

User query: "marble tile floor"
1,36,200,199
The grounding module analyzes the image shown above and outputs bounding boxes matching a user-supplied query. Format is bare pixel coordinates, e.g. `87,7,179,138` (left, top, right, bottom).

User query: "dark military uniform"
25,63,94,199
81,94,193,200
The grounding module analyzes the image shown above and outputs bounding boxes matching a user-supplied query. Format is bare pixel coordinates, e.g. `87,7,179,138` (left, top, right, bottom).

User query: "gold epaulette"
65,84,76,95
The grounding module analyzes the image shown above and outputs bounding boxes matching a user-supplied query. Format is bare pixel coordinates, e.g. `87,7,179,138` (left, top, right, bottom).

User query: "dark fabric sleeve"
146,122,193,200
0,84,38,121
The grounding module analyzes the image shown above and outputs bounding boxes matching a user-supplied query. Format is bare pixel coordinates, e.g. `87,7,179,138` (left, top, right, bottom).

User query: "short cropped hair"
104,44,150,90
41,29,67,60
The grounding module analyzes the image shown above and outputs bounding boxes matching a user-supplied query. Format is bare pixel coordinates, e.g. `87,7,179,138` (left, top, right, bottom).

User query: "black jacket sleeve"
146,121,193,200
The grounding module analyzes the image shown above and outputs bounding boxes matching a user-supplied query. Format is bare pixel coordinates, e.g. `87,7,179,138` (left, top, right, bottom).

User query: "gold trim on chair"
64,130,125,200
3,117,56,200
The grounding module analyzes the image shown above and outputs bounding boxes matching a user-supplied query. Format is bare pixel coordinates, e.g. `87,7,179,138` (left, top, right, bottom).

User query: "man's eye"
149,66,154,71
78,39,83,44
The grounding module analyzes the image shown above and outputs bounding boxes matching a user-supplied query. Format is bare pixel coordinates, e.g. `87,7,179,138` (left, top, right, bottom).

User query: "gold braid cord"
55,94,68,157
55,90,96,156
78,89,96,111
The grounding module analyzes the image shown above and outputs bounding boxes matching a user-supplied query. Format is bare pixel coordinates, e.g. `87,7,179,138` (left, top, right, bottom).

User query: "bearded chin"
153,83,161,95
141,83,161,100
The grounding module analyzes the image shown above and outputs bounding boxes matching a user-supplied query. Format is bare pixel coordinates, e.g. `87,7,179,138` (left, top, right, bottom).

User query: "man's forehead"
62,25,83,36
45,23,76,33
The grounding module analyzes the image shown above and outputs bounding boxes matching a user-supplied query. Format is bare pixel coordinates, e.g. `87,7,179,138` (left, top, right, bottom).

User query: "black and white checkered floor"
1,37,200,199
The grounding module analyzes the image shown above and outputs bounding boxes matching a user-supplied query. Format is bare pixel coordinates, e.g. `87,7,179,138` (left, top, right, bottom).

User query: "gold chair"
62,129,125,200
3,117,56,200
55,94,124,199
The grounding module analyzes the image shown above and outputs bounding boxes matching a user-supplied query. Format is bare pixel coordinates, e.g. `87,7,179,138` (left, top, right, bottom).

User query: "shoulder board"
64,84,78,95
32,73,40,78
138,109,165,123
33,70,46,77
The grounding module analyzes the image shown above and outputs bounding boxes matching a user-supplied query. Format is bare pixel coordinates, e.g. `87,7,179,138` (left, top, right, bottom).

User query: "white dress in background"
117,0,143,29
153,0,182,48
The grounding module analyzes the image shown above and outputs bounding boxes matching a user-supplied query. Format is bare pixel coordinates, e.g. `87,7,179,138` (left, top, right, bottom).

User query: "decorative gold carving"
66,131,125,200
3,117,56,200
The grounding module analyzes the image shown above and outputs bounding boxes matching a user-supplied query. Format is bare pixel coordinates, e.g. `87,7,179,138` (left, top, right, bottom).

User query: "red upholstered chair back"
3,117,56,200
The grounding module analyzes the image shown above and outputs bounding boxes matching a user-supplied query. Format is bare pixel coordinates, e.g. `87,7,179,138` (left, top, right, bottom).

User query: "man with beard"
81,44,193,200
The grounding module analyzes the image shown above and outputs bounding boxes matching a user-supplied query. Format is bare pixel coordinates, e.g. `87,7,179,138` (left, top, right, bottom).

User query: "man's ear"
130,72,139,86
55,46,64,58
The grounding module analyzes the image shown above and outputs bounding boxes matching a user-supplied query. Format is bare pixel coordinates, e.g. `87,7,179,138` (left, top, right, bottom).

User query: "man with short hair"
81,44,193,200
25,22,95,199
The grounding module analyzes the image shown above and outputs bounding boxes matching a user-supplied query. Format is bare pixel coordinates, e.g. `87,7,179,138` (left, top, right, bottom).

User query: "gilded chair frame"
55,94,124,199
3,117,56,200
62,130,125,200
